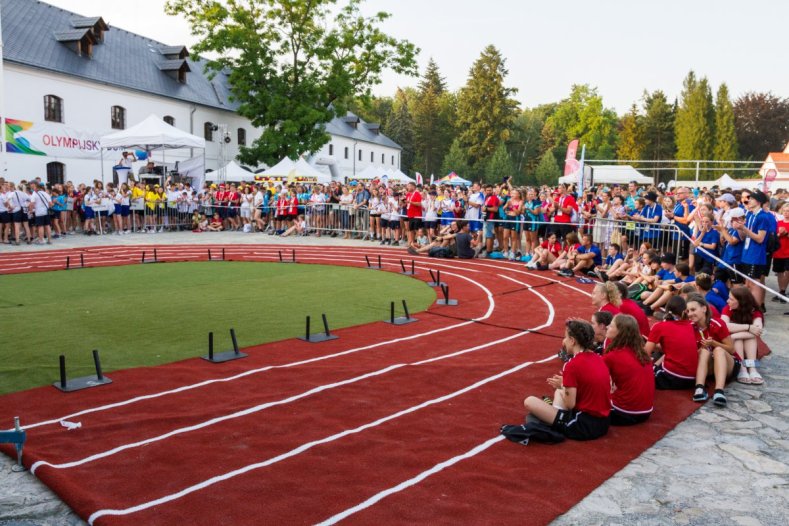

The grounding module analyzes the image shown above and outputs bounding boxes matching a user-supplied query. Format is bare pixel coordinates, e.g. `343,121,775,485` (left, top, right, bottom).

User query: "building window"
329,144,334,156
111,106,126,129
164,115,175,126
344,147,349,159
358,149,362,161
204,122,215,141
381,153,385,164
370,151,374,162
44,95,63,123
46,162,65,185
392,155,395,165
237,128,246,146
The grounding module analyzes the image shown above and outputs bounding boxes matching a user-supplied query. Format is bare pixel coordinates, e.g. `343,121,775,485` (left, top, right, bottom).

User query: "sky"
38,0,789,114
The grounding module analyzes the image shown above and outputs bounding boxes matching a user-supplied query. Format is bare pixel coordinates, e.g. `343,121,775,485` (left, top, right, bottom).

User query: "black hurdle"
365,254,382,270
384,299,418,325
279,250,297,263
400,259,416,276
202,328,247,363
141,249,160,264
427,269,445,287
298,313,338,342
436,284,458,306
53,350,113,392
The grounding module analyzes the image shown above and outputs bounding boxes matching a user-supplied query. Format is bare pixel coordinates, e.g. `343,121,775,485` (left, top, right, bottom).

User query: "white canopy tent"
100,114,206,184
559,165,652,186
213,161,255,183
256,156,331,184
258,157,295,177
714,173,742,190
354,165,387,180
293,158,332,184
388,168,416,184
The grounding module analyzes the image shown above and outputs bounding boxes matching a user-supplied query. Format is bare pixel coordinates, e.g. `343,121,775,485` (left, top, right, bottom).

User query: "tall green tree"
412,59,454,176
485,142,514,184
386,89,415,173
165,0,418,167
713,83,739,171
674,71,715,178
732,92,789,160
349,95,394,131
455,45,519,173
440,138,471,179
641,90,676,183
509,104,555,184
545,84,618,164
534,148,561,186
617,104,645,164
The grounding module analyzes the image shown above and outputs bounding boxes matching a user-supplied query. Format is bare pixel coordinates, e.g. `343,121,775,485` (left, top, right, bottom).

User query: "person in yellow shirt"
131,182,146,232
144,185,158,232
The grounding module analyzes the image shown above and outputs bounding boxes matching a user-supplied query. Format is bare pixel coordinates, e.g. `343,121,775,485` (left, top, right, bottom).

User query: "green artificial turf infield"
0,261,435,395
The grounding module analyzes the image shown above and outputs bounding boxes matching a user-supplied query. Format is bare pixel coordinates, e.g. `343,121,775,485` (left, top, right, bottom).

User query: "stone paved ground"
1,232,786,525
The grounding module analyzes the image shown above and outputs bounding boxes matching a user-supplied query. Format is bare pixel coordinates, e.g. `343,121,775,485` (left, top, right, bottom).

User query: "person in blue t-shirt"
711,267,731,303
716,207,745,284
692,213,720,275
695,273,727,313
666,186,695,259
632,191,662,244
736,190,770,308
560,233,601,276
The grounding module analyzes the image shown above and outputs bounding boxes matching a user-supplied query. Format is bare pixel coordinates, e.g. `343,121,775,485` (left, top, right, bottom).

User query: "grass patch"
0,261,434,395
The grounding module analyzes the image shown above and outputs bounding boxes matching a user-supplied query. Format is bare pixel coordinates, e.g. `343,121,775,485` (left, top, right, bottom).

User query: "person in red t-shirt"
482,185,501,254
592,282,622,316
773,203,789,302
614,281,651,337
551,184,578,241
527,231,562,270
603,314,655,425
646,296,699,390
686,294,738,407
523,320,611,440
722,286,764,385
404,182,422,245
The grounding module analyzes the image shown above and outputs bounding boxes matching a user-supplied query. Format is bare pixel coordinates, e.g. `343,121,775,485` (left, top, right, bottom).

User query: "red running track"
0,245,707,525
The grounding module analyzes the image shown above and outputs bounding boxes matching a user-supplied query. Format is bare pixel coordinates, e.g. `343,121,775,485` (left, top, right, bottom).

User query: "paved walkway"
1,232,786,525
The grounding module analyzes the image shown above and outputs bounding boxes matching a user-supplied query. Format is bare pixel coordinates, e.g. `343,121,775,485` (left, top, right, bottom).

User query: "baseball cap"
750,190,768,205
728,207,745,219
717,193,736,205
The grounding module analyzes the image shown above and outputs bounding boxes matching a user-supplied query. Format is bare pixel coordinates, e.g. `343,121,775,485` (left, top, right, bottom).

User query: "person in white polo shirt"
7,182,32,245
28,181,53,244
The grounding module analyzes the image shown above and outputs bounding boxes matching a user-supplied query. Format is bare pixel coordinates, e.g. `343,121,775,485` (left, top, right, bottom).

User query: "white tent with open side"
256,156,331,184
559,165,652,186
354,165,387,181
388,168,416,184
714,173,742,190
214,161,255,183
100,114,205,184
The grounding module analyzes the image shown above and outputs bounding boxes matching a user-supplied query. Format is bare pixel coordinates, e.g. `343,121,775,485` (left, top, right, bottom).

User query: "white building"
0,0,401,186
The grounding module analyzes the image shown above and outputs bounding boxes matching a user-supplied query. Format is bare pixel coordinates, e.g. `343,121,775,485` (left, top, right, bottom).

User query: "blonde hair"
595,281,622,307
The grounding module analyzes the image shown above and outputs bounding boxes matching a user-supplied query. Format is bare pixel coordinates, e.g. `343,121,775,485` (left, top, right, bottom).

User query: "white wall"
313,134,401,181
2,64,261,185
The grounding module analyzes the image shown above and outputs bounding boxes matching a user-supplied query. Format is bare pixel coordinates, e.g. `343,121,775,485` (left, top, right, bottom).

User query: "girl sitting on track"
526,231,562,270
646,296,699,390
603,314,655,425
523,320,611,441
686,293,740,406
548,231,580,271
592,282,622,315
722,286,765,386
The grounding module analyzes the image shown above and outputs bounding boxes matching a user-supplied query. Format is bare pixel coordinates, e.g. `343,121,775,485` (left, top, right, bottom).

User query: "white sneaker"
158,227,164,233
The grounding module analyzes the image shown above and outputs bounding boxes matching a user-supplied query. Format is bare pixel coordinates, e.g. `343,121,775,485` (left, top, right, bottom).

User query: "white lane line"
87,353,557,526
33,275,553,473
316,355,560,526
315,436,507,526
19,259,496,432
84,279,556,524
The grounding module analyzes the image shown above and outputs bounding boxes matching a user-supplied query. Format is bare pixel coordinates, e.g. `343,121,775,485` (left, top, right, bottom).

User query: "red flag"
415,172,423,185
564,139,580,176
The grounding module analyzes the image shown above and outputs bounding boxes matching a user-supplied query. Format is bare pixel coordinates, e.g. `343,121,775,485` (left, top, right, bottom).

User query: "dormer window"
54,29,96,57
158,60,190,83
343,114,360,129
159,46,190,60
70,17,109,44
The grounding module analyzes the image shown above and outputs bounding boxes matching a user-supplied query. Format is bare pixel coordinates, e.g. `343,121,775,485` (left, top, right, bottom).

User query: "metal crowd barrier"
304,203,371,236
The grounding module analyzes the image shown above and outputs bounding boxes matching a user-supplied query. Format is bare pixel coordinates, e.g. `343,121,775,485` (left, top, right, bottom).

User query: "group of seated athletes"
510,280,764,443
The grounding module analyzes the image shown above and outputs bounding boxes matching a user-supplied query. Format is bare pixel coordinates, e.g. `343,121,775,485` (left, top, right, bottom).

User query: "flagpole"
0,5,6,180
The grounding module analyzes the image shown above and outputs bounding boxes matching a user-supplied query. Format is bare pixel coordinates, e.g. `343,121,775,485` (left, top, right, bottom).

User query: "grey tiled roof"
1,0,238,111
53,29,92,42
326,112,401,150
2,0,402,150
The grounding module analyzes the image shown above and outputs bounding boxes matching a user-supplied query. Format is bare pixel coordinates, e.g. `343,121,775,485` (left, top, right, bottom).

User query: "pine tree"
440,138,471,179
385,88,415,174
713,83,739,171
642,90,676,157
534,148,561,186
675,71,715,179
455,45,519,171
617,104,645,164
485,142,514,184
413,59,454,176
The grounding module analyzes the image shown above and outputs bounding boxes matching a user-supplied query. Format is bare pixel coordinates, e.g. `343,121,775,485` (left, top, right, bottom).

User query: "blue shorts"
120,205,131,217
469,220,482,233
484,220,496,238
114,204,122,215
84,207,95,219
